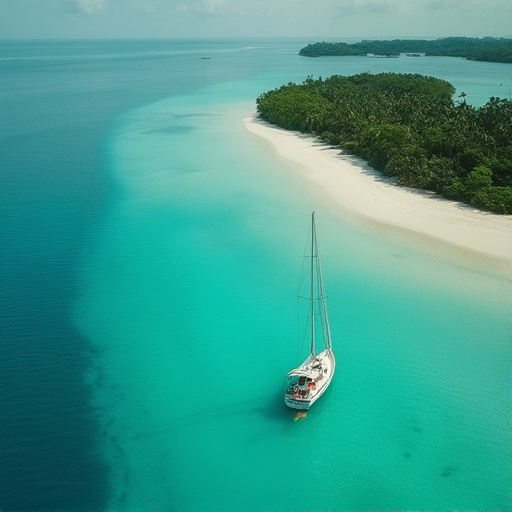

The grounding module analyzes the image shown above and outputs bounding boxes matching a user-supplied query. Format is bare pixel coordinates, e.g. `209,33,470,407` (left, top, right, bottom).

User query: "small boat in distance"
285,212,335,410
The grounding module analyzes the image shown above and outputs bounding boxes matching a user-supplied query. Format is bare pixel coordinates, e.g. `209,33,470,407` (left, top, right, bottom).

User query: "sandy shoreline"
244,114,512,272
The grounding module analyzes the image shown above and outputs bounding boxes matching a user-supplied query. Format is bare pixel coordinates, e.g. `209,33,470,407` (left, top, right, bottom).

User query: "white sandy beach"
245,115,512,271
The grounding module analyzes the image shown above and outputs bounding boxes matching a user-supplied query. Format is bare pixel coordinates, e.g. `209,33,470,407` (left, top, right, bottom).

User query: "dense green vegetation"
256,73,512,214
299,37,512,63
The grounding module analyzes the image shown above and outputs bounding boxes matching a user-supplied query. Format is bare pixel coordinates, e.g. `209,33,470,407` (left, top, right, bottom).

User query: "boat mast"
310,212,316,356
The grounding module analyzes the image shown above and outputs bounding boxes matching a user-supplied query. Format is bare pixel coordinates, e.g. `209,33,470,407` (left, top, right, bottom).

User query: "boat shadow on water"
120,392,296,444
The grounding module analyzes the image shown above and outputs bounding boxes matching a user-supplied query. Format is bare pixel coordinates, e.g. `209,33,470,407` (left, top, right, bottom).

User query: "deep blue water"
0,38,315,511
1,40,511,511
0,39,246,510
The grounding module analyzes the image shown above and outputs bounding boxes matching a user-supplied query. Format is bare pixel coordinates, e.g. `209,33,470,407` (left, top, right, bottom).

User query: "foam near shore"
244,115,512,271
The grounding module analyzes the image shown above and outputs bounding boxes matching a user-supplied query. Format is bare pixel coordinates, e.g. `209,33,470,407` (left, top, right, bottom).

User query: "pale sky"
0,0,510,40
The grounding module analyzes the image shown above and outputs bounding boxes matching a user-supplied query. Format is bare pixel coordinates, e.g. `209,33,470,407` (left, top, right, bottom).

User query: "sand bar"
245,115,512,270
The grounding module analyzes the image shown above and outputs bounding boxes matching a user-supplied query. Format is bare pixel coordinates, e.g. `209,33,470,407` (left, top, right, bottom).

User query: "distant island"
257,73,512,214
299,37,512,63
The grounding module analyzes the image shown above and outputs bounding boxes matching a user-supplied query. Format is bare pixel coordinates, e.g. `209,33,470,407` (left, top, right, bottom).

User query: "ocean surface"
1,39,511,511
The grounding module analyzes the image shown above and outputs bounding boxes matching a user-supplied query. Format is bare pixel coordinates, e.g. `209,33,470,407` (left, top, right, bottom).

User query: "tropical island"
256,73,512,214
299,37,512,63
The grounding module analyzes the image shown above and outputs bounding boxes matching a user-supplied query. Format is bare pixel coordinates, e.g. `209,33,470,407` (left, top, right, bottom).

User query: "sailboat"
285,212,335,410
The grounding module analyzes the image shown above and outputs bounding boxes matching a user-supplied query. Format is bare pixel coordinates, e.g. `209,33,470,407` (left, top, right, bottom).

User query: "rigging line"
310,211,317,357
296,220,313,297
297,275,309,299
296,302,309,362
296,215,314,361
314,218,332,350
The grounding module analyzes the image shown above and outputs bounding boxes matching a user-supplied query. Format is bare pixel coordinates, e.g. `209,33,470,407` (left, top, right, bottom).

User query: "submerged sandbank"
244,115,512,273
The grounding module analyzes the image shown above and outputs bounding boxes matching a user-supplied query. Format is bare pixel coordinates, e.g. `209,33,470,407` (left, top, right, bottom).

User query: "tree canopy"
299,37,512,63
256,73,512,214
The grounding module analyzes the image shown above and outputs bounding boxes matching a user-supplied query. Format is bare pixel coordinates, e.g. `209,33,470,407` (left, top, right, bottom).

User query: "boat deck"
285,349,335,409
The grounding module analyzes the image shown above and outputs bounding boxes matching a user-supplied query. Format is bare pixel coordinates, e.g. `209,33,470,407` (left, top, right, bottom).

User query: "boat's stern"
284,375,314,410
284,396,311,410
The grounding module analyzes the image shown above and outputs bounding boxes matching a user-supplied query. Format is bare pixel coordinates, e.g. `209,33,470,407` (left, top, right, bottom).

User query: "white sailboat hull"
284,349,335,410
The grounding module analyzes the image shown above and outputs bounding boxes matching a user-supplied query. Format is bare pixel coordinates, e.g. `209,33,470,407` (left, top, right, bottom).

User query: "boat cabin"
286,374,317,400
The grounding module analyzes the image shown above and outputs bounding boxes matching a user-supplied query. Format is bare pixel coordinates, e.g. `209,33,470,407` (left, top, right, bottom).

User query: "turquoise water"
2,40,511,510
77,58,512,509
